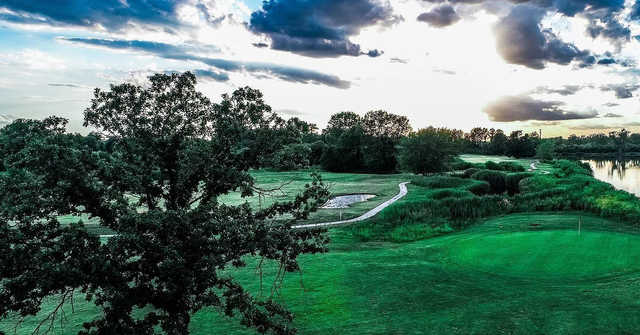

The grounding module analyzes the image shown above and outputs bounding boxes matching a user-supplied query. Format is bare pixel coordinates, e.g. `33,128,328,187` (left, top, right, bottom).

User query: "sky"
2,0,640,137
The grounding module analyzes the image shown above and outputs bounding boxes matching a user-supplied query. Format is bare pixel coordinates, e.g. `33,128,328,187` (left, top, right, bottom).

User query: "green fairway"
7,212,640,334
440,230,640,279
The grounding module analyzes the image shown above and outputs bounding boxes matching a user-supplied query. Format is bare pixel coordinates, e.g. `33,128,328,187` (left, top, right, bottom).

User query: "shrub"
463,168,480,178
553,159,592,178
499,161,526,172
270,143,311,171
505,172,534,195
449,159,475,171
466,180,491,195
485,161,502,171
410,175,471,189
471,170,507,194
429,188,474,200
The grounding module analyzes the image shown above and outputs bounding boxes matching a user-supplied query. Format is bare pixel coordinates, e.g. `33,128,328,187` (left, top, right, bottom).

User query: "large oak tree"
0,72,329,334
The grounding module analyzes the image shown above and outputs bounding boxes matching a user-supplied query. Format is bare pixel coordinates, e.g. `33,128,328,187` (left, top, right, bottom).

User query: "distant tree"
361,110,412,173
398,127,460,174
271,143,312,171
320,125,365,172
536,140,556,161
506,130,537,158
324,111,361,134
609,128,629,156
0,72,329,335
361,110,411,139
488,130,508,155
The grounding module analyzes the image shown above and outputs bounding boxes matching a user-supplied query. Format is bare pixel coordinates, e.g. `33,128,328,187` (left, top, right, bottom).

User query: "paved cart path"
292,182,409,229
99,182,410,238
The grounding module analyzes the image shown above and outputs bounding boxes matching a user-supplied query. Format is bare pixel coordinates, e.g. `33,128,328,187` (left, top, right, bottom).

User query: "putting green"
438,230,640,279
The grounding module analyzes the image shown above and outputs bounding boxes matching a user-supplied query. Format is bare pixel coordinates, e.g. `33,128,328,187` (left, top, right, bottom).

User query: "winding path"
292,182,409,229
99,182,410,238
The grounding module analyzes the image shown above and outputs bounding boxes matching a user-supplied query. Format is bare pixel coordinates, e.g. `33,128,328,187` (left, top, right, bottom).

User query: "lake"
583,159,640,197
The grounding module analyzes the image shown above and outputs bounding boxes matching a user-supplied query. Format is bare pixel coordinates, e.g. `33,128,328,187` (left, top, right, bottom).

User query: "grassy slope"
7,159,640,334
9,213,640,334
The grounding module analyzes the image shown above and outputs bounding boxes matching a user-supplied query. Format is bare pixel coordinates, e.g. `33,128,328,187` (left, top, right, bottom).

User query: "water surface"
583,159,640,196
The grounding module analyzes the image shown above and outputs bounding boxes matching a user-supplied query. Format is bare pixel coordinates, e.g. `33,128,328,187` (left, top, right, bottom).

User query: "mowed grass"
7,212,640,334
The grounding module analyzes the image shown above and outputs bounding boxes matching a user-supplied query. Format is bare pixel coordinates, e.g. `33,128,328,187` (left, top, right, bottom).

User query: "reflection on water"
321,194,376,209
583,159,640,196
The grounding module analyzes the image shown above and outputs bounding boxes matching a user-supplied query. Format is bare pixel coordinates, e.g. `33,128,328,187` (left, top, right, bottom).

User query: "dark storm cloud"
483,95,599,121
597,58,616,65
600,83,640,99
249,0,402,58
61,38,350,89
366,49,384,57
417,4,461,27
494,5,596,69
585,15,630,47
531,85,588,96
0,0,183,31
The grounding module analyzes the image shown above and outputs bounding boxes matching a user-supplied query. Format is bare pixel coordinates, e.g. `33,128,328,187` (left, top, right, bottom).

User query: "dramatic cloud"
417,4,460,28
0,0,183,31
531,85,588,96
602,112,623,118
61,38,350,89
483,95,599,121
249,0,401,57
600,83,640,99
494,5,596,69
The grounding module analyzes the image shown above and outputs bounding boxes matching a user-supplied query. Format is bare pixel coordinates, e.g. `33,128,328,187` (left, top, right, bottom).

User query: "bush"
505,172,534,195
553,159,592,178
499,161,526,172
463,168,480,178
485,161,501,171
471,170,507,194
410,175,471,189
270,143,311,171
429,188,474,200
449,158,475,171
466,180,491,195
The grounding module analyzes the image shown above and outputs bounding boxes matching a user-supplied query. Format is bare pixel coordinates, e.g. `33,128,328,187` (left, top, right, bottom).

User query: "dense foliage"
0,73,330,335
350,159,640,243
